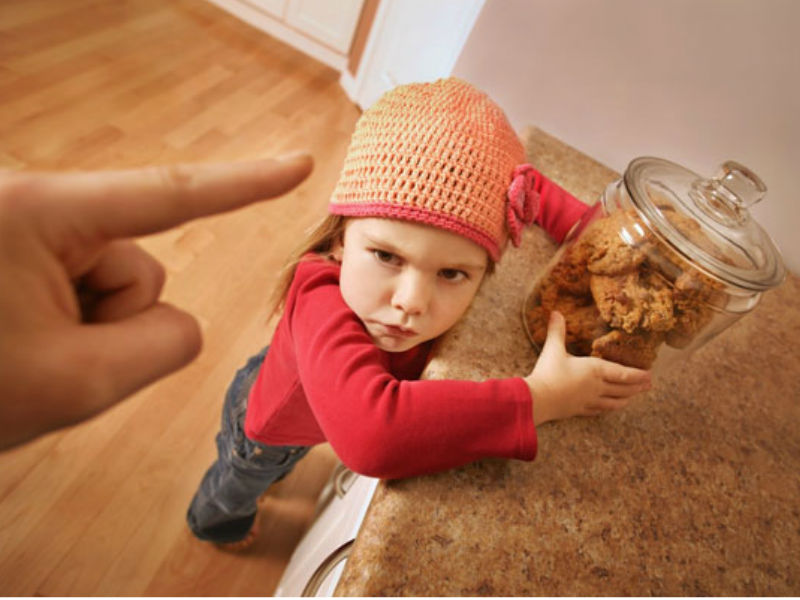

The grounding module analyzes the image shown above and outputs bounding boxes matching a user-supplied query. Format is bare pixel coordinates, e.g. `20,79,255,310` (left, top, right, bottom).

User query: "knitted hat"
329,77,539,261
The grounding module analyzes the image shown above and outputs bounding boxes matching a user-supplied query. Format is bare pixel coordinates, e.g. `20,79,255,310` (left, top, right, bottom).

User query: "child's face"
335,218,488,353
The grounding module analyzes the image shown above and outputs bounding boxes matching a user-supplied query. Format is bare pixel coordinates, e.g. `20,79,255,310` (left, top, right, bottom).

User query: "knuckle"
0,171,37,199
592,360,608,378
156,165,195,213
122,242,166,296
158,164,194,192
0,173,43,219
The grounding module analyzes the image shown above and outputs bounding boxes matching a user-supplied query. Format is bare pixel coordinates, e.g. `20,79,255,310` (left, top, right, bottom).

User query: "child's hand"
525,311,652,425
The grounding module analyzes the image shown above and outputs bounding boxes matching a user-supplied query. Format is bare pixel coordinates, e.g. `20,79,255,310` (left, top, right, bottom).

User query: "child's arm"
531,167,591,243
286,265,537,479
525,311,652,424
281,262,649,480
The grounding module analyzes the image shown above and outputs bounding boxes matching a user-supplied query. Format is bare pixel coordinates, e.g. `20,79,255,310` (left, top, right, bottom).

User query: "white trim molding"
206,0,349,72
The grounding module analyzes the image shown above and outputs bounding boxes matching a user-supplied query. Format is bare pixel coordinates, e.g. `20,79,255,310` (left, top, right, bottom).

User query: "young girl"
186,78,651,546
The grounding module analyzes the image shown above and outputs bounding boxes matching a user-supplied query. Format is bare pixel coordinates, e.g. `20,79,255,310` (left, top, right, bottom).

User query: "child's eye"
373,249,400,265
439,269,468,282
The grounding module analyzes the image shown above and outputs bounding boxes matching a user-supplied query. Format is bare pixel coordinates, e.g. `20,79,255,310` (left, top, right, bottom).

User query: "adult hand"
0,154,313,451
526,311,652,425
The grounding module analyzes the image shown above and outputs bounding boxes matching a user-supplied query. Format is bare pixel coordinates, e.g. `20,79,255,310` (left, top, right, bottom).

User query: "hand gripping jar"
523,158,786,371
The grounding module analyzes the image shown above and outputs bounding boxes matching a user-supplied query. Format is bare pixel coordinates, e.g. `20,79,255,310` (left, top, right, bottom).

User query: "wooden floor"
0,1,361,595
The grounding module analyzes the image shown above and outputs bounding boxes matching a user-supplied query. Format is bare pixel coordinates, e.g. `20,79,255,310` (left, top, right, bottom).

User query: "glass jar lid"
623,157,786,291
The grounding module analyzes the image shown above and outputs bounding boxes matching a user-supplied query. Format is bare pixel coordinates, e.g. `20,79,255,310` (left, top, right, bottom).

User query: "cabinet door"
274,469,378,597
347,0,485,109
286,0,365,53
246,0,289,19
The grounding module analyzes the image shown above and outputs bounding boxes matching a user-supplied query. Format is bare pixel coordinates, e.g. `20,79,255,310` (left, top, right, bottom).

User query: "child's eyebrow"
447,261,487,272
364,235,486,272
363,235,400,253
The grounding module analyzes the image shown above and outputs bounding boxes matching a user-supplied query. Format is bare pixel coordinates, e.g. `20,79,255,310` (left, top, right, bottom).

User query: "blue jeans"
186,347,310,543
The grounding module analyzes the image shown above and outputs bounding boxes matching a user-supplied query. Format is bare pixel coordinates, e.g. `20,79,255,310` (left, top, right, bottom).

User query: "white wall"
453,0,800,274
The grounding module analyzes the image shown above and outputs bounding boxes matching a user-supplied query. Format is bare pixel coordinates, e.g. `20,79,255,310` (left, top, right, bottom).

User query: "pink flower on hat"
506,163,540,247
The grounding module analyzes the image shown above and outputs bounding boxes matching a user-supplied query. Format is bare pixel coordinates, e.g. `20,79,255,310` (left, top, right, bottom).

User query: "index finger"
39,153,313,239
598,359,652,385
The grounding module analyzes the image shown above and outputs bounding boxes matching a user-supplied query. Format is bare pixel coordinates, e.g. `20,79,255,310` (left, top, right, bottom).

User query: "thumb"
541,310,567,357
68,303,202,420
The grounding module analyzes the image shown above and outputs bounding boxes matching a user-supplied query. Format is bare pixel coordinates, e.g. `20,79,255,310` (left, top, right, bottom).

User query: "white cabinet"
339,0,485,109
286,0,365,54
245,0,289,18
275,464,378,597
206,0,365,71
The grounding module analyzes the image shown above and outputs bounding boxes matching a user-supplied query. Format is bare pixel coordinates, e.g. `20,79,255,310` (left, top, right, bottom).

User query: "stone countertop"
335,127,800,596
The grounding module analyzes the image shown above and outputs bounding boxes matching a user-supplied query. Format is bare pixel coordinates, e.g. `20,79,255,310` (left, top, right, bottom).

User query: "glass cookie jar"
523,157,786,371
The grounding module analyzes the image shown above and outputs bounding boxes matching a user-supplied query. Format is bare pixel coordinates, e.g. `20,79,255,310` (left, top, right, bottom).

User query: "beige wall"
454,0,800,274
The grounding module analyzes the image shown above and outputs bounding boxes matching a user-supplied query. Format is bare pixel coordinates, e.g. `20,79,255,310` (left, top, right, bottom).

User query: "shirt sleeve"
287,264,537,480
531,167,591,243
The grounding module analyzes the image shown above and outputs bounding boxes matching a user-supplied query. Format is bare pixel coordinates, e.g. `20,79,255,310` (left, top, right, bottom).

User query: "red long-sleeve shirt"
244,170,588,479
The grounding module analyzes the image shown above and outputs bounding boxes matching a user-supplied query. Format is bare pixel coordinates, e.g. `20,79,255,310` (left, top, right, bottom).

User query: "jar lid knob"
690,160,766,225
717,161,766,208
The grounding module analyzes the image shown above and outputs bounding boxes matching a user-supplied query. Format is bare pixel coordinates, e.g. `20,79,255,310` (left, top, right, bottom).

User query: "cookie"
547,243,592,296
665,270,719,348
591,329,663,370
638,271,677,332
673,269,726,308
526,294,608,356
583,211,649,276
590,272,643,333
590,270,675,334
526,304,549,349
667,301,714,349
663,208,732,264
561,301,609,355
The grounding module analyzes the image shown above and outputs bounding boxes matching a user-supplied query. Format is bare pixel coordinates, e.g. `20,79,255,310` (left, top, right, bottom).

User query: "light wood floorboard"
0,0,360,595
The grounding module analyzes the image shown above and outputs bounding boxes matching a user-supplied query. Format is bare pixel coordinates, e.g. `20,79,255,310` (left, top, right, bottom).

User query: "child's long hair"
266,213,495,322
266,214,346,321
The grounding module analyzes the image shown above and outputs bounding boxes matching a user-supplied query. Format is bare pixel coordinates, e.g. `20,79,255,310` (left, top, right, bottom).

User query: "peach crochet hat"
329,77,539,261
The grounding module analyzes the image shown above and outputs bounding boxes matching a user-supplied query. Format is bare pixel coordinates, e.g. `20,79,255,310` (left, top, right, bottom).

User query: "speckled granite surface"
335,127,800,596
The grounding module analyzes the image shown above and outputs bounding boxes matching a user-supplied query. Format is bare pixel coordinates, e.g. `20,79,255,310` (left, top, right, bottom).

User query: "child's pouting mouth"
379,323,417,337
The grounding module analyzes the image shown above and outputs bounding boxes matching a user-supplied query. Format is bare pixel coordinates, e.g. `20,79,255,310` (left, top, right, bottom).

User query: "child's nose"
391,271,431,316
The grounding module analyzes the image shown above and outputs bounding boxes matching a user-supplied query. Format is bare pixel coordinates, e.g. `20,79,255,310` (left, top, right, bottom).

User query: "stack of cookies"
525,209,725,369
